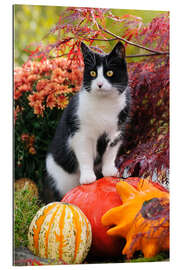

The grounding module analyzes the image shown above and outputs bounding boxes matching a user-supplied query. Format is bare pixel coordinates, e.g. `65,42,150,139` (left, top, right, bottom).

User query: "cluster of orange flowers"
21,133,36,155
14,57,84,118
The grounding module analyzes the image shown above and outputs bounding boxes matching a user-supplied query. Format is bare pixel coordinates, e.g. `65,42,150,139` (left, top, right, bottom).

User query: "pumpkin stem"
116,181,139,202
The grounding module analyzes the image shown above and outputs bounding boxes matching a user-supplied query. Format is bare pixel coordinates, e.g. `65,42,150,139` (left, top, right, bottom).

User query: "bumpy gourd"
101,179,169,258
61,177,124,257
28,202,92,264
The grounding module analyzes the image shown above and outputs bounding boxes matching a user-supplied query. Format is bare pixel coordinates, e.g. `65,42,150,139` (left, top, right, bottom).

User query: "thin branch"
83,37,117,42
35,32,169,61
97,23,169,55
49,52,168,59
126,52,169,58
78,37,169,57
48,53,69,59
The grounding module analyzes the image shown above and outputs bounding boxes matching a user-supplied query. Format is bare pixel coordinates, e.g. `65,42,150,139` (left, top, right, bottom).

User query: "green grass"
85,251,169,264
14,188,44,248
128,252,169,263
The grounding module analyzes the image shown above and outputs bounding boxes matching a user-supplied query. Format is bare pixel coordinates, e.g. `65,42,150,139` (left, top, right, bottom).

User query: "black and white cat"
44,41,130,201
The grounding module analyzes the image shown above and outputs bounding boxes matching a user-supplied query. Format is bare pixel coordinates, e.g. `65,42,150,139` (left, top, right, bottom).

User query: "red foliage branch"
117,57,169,186
97,23,169,55
24,8,169,62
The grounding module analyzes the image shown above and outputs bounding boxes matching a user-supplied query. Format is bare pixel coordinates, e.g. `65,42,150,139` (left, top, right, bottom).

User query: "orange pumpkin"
101,179,169,258
28,202,92,264
62,177,168,257
62,177,124,257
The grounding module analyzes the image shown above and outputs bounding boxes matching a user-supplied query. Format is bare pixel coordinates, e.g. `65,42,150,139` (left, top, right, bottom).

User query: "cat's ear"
81,42,93,58
109,41,126,59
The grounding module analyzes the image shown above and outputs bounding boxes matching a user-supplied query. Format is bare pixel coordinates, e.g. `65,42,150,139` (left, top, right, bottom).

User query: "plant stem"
126,52,169,58
97,23,169,55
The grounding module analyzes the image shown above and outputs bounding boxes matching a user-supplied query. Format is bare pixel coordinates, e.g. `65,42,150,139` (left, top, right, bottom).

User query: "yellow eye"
90,71,96,77
106,70,114,77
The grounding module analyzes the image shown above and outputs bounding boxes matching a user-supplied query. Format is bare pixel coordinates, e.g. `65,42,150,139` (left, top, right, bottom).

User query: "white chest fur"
68,88,127,184
77,89,127,137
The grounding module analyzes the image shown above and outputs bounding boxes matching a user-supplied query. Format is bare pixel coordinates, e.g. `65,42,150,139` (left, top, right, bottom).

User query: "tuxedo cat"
44,41,130,202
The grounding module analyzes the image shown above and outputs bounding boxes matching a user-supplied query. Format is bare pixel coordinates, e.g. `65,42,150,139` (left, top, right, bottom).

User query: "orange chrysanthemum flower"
33,100,45,116
36,79,50,91
29,146,36,155
28,93,43,107
56,85,73,94
51,68,66,84
14,90,22,100
14,57,84,117
29,135,35,145
21,133,29,142
27,74,40,83
14,106,21,122
46,94,56,109
44,82,60,95
18,83,31,93
56,95,69,110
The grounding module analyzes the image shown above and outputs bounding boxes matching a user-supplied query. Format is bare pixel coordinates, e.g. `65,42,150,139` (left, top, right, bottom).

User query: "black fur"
81,42,128,94
118,91,131,126
47,94,80,174
41,174,62,203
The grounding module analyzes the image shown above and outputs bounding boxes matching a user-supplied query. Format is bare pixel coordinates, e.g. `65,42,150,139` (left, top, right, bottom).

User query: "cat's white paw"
102,165,119,177
80,170,96,185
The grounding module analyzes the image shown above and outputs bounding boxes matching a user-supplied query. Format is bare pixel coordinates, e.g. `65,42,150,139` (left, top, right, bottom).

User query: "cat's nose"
97,83,103,88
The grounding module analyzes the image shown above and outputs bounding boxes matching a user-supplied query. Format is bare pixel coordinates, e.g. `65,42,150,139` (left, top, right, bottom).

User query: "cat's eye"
106,70,114,77
90,71,96,77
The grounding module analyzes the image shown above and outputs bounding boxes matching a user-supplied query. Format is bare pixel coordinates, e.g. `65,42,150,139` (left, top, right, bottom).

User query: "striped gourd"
28,202,92,264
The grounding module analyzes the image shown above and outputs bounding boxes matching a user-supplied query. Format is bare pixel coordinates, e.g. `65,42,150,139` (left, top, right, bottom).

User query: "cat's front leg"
102,133,122,177
70,133,96,185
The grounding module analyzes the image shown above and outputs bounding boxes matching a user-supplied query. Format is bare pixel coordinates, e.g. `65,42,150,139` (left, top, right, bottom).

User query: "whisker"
83,85,91,92
112,84,128,92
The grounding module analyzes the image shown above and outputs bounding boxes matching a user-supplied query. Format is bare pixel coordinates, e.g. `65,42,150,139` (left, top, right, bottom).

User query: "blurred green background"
14,5,166,66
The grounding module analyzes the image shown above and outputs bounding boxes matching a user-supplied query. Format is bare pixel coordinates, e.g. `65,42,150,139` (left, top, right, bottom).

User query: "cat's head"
81,41,128,96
